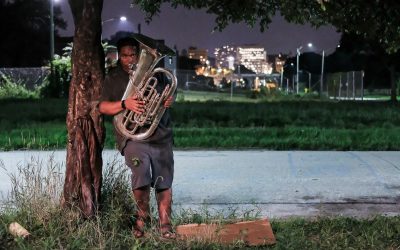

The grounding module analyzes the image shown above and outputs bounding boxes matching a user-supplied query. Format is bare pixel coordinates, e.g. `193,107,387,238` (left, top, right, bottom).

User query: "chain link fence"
0,67,49,90
282,70,367,100
4,67,391,101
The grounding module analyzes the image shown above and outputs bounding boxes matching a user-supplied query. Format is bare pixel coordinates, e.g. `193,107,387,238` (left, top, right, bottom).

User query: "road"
1,150,399,218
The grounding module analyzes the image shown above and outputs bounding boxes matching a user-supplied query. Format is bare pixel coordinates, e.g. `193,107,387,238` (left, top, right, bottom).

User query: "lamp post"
50,0,60,83
227,56,235,100
296,43,312,94
280,62,294,92
50,0,55,61
101,16,127,40
320,45,340,97
102,16,127,25
296,46,302,94
320,50,325,96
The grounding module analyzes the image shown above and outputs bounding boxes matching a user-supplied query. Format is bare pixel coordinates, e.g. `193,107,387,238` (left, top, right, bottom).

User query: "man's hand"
164,96,174,108
125,95,145,114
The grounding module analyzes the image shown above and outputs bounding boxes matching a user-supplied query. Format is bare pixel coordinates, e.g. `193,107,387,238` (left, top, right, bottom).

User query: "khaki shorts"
123,140,174,190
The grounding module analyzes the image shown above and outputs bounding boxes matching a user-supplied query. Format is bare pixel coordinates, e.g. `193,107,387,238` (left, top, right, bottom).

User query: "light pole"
50,0,55,61
320,45,340,97
320,50,325,96
50,0,60,83
228,56,235,100
280,62,293,92
102,16,127,25
296,43,312,94
101,16,127,40
296,46,302,94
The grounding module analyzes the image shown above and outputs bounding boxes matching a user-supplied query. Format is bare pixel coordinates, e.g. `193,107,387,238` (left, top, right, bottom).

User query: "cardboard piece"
176,218,276,246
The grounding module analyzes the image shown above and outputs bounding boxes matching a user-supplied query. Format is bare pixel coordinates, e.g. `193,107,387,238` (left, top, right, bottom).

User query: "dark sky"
58,0,341,56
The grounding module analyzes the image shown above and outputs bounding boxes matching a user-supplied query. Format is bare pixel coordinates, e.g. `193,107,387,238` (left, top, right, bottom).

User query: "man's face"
119,45,138,72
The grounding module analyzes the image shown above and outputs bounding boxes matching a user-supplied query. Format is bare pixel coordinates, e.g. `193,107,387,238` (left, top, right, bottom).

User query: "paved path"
1,150,399,218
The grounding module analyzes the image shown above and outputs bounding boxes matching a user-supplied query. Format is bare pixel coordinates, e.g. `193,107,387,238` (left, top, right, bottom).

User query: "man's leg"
156,188,175,238
133,185,150,237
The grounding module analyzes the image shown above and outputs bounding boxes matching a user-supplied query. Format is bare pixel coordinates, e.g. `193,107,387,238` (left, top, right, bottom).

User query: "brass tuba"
114,34,177,141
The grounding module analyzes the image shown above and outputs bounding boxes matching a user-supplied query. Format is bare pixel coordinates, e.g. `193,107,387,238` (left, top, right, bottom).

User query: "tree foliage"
0,0,66,67
132,0,400,54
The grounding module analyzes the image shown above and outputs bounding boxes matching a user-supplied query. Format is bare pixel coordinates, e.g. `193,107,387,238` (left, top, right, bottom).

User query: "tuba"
114,34,177,141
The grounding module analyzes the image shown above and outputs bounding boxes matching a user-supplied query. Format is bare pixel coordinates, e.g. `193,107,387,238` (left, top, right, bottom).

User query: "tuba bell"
114,34,177,141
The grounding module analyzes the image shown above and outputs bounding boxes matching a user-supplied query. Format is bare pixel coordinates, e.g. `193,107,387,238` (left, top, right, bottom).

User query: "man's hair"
117,37,139,53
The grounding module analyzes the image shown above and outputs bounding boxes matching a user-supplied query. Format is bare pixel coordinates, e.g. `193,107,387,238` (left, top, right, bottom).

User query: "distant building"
214,44,273,74
214,45,236,69
270,54,288,73
237,45,272,74
187,47,208,65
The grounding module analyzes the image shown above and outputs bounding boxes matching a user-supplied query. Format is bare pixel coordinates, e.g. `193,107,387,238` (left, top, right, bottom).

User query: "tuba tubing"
113,34,177,141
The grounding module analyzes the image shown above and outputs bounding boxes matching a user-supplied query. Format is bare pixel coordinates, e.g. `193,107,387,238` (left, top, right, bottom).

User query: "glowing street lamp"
227,56,235,100
296,43,312,94
102,16,127,25
101,16,127,40
320,44,340,96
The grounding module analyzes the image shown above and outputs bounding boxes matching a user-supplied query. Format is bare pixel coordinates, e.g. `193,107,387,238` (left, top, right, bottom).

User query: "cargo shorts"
123,140,174,190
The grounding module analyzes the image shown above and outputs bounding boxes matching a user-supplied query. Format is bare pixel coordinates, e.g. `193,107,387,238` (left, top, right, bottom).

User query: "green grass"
177,90,253,102
1,96,400,150
2,124,400,151
174,127,400,150
1,157,400,249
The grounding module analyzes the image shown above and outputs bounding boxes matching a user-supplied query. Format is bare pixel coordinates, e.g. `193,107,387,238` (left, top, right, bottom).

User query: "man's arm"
99,96,145,116
98,100,125,115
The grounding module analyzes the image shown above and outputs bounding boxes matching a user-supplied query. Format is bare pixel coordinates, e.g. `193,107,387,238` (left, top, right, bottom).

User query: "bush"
0,73,39,99
39,55,71,98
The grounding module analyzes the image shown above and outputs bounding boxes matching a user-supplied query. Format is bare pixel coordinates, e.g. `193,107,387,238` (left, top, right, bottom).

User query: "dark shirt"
101,64,173,154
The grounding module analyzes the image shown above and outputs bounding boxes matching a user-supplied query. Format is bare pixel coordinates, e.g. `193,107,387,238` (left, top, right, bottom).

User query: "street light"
102,16,127,25
50,0,60,83
228,56,235,100
320,50,325,96
296,43,312,94
101,16,127,40
296,46,302,94
320,45,340,96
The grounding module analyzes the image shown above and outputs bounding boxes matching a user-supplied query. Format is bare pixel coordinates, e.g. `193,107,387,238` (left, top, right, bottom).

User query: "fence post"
352,71,355,100
361,70,364,101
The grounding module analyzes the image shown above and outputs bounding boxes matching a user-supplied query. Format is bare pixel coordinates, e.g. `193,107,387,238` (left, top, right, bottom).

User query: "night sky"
57,0,341,56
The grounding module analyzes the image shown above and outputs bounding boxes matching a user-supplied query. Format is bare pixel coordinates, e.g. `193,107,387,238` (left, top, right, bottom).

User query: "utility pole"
320,50,325,96
50,0,55,84
296,47,302,94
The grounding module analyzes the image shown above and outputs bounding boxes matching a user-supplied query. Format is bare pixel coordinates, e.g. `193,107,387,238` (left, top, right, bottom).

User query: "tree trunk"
62,0,105,218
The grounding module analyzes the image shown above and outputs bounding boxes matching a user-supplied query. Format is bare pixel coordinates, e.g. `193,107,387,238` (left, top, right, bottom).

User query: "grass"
2,124,400,151
1,156,400,249
1,94,400,150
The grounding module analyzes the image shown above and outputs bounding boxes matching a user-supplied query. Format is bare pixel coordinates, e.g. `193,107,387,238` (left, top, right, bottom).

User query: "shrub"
39,55,71,98
0,73,39,99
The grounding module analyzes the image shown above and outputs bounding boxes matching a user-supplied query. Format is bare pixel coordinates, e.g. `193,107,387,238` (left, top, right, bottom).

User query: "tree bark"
62,0,105,218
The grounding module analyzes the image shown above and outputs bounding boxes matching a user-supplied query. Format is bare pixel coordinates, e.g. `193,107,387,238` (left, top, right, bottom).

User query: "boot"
132,185,150,238
156,188,176,239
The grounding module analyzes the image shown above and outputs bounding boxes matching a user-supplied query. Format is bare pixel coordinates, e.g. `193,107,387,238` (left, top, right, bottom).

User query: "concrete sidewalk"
1,150,399,218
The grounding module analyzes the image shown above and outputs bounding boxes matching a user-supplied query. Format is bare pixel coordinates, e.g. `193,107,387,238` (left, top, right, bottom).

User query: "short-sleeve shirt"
101,64,173,154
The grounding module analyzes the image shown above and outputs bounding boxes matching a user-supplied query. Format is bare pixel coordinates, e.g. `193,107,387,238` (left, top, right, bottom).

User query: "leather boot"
132,185,150,237
156,188,175,239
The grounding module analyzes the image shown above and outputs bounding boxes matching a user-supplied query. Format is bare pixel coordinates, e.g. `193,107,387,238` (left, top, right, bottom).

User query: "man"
99,37,175,239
